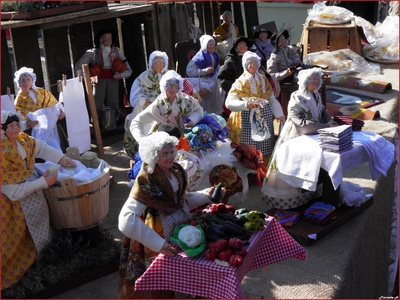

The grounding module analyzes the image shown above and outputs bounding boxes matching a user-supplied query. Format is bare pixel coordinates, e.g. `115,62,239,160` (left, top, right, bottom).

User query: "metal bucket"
100,107,116,130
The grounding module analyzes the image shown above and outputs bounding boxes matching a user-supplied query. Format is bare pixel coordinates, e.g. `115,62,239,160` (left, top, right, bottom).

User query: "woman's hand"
327,119,339,127
26,118,39,129
58,110,65,120
246,102,263,110
192,93,202,103
205,67,214,75
58,156,77,168
184,120,194,128
207,186,227,201
144,100,152,108
160,241,179,256
286,67,295,76
113,72,121,80
43,171,57,187
278,115,286,123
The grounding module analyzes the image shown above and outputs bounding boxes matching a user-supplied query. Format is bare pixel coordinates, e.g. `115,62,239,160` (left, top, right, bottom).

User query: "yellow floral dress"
1,134,39,289
14,88,59,119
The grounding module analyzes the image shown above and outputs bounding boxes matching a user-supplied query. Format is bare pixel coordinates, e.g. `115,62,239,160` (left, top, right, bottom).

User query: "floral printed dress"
1,133,51,289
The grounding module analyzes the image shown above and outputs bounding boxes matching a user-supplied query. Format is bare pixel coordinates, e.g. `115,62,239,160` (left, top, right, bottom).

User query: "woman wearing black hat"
254,28,275,67
266,29,302,83
218,36,253,98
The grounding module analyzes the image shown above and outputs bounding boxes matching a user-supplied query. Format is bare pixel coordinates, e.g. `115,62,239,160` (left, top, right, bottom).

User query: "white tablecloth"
276,131,394,191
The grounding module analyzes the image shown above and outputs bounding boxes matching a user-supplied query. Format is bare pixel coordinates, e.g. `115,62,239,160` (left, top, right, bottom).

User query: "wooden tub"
43,160,110,231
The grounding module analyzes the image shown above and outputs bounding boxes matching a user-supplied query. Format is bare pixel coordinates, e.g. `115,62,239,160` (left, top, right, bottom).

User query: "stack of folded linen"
333,115,364,131
302,201,336,225
317,124,353,153
274,210,302,227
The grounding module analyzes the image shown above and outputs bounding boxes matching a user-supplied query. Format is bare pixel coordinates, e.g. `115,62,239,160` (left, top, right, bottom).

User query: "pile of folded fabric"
333,115,364,131
302,201,336,225
317,124,353,153
274,210,302,227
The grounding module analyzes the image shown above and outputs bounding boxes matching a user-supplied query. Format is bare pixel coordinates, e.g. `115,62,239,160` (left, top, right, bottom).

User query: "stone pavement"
52,65,398,299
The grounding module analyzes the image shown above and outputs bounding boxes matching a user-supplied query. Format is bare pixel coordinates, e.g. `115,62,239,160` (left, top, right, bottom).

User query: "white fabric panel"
59,77,91,154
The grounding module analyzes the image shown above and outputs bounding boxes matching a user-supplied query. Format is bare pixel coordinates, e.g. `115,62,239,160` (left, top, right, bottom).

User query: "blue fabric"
127,152,142,180
192,49,219,78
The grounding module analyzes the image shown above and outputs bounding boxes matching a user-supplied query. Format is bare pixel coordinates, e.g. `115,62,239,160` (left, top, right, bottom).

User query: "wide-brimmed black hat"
254,28,275,40
272,29,289,51
230,36,254,55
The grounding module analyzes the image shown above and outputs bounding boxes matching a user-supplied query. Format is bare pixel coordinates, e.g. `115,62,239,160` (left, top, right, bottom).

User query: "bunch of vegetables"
205,238,247,267
194,203,250,243
236,208,266,232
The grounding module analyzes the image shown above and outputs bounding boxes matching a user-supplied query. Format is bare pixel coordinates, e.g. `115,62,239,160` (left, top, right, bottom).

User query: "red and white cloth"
135,216,307,299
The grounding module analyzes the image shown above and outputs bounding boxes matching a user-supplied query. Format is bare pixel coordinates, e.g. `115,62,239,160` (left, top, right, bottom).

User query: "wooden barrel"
43,161,110,231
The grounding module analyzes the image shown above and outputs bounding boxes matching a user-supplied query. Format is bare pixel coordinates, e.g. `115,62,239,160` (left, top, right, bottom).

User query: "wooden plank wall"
1,2,261,98
1,14,153,97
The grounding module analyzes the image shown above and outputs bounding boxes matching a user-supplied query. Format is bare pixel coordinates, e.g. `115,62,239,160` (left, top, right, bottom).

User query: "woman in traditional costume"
118,131,223,298
1,110,76,290
130,70,204,143
14,67,67,152
262,68,338,209
266,29,302,83
213,11,239,61
226,51,285,164
186,35,223,114
274,67,337,142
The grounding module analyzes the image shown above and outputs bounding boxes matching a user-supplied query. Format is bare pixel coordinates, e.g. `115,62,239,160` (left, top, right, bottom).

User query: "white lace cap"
297,67,323,91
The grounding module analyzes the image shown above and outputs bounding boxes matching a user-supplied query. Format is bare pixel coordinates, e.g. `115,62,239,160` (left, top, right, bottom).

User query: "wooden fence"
1,1,260,106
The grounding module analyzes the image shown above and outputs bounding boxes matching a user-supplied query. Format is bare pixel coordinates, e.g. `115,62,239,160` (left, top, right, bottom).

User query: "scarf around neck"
192,50,219,78
129,162,188,215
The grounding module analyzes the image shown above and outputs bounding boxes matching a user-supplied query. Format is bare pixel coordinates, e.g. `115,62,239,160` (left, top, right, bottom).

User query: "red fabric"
182,78,194,96
135,217,307,299
231,142,268,186
100,69,113,79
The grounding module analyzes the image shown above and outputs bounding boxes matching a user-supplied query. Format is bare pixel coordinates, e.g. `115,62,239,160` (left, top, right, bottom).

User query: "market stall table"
275,131,393,191
135,216,306,299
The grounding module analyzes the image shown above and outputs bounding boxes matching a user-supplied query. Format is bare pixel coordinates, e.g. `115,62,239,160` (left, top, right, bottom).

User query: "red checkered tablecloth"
135,216,307,299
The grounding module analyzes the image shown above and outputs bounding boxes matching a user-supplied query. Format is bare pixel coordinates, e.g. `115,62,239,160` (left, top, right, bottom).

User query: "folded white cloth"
35,159,105,184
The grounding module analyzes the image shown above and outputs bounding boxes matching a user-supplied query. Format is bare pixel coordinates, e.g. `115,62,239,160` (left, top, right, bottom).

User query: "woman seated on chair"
225,51,285,164
124,52,200,159
213,11,239,61
266,29,302,83
130,70,204,143
118,131,224,298
277,67,337,142
186,35,223,115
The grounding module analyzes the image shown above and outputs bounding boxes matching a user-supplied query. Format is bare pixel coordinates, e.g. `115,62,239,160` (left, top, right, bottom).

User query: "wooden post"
82,64,104,159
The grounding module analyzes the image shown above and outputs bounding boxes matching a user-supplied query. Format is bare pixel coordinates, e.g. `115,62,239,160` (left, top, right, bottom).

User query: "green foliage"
1,2,44,13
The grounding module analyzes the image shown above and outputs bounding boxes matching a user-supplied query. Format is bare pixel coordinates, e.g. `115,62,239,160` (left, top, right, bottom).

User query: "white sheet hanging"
59,77,91,154
1,94,16,113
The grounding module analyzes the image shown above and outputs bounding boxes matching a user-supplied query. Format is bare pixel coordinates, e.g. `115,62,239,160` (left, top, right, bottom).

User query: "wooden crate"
299,18,363,56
